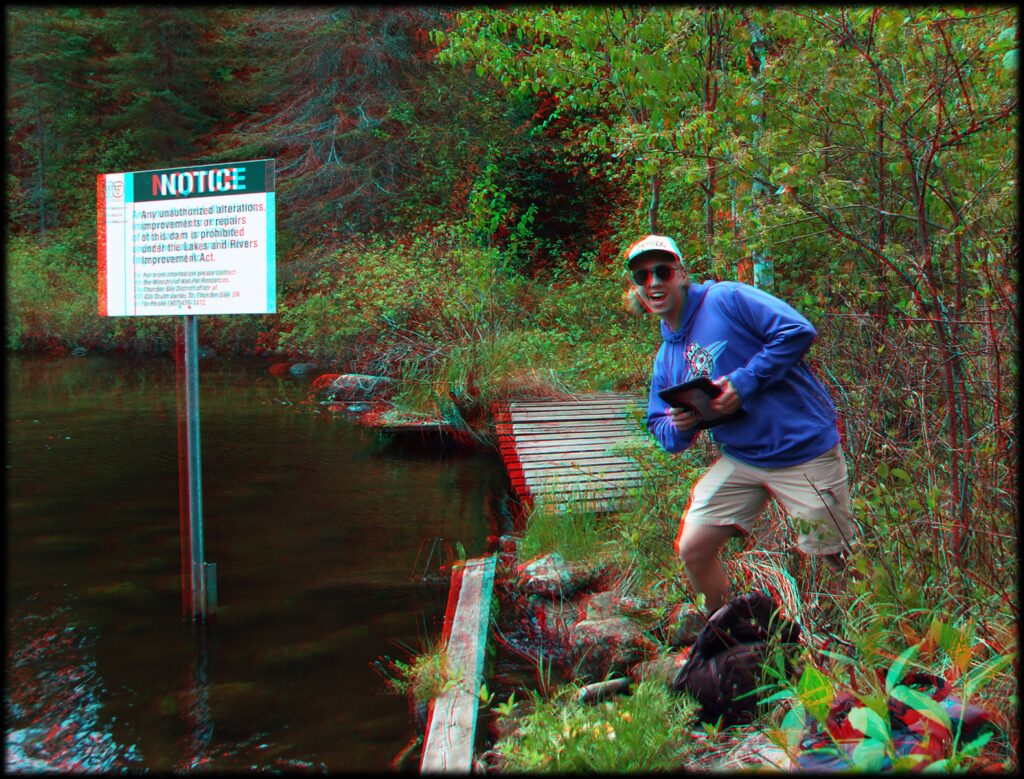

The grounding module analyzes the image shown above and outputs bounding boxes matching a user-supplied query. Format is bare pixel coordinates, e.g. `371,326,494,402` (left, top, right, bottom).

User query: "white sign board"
97,159,275,316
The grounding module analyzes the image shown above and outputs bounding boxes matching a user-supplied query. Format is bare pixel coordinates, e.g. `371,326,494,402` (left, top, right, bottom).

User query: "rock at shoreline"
524,595,577,653
320,373,395,401
632,648,692,687
288,362,321,376
568,616,657,683
514,552,603,599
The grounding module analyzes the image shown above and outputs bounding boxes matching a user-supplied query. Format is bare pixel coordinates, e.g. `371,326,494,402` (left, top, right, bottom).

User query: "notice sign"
97,159,275,316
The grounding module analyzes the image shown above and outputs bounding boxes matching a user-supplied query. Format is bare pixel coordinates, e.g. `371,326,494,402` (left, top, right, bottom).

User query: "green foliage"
384,642,462,706
762,592,1017,771
211,7,449,248
599,415,706,595
518,502,610,566
492,679,698,772
6,232,106,350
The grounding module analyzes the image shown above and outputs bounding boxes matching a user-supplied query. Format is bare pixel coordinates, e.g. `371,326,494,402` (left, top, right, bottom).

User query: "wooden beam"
420,556,496,774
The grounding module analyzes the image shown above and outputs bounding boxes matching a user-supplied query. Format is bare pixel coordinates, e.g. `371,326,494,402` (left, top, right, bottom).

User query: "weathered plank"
420,556,496,774
506,455,640,475
496,418,639,429
502,440,631,455
500,432,636,446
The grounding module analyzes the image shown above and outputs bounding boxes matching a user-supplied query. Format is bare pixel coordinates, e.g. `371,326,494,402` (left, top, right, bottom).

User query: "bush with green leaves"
759,600,1017,771
384,642,462,707
6,231,111,351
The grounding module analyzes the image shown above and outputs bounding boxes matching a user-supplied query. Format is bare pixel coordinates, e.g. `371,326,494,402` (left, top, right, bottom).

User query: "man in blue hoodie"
626,234,858,622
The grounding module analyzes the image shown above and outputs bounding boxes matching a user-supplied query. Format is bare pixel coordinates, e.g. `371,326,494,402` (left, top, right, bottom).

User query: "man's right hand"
667,406,700,431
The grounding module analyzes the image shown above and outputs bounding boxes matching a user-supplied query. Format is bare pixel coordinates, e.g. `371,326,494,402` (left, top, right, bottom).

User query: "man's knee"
676,535,705,570
675,523,737,569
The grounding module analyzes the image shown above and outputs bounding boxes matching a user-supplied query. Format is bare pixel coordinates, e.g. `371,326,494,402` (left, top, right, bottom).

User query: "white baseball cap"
625,234,682,268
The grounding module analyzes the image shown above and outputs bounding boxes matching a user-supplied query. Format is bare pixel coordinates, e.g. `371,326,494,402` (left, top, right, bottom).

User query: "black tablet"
656,376,747,429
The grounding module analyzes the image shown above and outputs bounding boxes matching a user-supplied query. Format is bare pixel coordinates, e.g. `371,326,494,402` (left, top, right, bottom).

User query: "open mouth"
647,290,667,303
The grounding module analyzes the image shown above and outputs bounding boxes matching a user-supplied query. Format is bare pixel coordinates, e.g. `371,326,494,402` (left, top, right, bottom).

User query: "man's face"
630,252,685,322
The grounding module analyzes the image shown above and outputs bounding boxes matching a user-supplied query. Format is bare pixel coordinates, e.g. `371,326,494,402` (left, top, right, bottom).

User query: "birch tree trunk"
749,22,772,290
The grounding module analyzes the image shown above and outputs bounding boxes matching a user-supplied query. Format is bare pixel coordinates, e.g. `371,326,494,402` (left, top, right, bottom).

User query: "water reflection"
5,354,508,772
6,598,144,771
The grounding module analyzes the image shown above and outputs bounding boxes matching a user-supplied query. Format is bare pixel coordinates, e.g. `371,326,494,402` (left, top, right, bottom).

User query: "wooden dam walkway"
419,392,648,772
495,392,648,514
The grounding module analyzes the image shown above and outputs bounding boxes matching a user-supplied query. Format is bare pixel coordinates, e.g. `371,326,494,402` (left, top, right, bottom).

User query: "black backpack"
671,591,802,727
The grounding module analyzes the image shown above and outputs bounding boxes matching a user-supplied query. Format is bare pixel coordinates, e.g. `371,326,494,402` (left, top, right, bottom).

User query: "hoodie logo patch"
685,340,727,380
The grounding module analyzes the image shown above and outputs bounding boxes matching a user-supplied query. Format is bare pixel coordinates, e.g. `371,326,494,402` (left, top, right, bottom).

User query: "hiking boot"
669,610,708,647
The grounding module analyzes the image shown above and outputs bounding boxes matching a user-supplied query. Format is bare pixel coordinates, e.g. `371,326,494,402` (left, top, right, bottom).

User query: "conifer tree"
217,7,447,245
6,7,98,238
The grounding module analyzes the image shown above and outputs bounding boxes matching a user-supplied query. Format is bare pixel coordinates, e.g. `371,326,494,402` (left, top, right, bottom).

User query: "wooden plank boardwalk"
420,556,496,773
419,394,646,771
494,392,647,514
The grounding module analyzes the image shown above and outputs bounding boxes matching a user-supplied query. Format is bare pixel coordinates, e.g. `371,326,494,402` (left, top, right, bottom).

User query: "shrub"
6,231,110,350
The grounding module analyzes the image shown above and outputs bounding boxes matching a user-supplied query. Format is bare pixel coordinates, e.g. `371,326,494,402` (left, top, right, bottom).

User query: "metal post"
175,322,193,619
183,314,215,621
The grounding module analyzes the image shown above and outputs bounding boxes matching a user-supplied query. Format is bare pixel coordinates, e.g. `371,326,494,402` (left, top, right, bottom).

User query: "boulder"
514,552,602,599
568,616,658,683
524,594,577,652
577,590,616,620
493,591,575,669
321,374,396,401
288,362,321,376
632,648,692,687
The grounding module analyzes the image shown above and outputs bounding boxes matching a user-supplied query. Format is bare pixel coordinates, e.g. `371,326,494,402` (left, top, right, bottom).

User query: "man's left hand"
710,376,742,414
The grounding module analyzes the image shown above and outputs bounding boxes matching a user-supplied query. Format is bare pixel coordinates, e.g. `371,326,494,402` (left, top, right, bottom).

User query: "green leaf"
797,664,836,722
848,706,891,743
890,684,952,731
891,468,910,482
960,651,1016,696
959,730,993,757
928,619,973,673
761,689,797,706
1002,48,1018,71
782,703,807,751
877,462,890,479
885,643,921,692
851,736,888,770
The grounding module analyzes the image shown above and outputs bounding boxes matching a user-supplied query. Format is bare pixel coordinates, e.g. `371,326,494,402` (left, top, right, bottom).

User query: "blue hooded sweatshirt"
647,280,839,467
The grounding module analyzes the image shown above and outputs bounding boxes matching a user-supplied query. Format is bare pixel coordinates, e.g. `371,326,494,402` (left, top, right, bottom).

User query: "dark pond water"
5,353,510,773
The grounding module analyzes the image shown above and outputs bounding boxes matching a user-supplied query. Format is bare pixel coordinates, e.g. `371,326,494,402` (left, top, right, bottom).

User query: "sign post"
183,313,212,620
98,159,275,622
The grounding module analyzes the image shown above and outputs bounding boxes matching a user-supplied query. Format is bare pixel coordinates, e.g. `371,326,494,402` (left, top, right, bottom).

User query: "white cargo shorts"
677,444,858,555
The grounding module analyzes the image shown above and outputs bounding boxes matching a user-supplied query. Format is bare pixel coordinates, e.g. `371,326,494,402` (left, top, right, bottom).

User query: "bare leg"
675,522,741,614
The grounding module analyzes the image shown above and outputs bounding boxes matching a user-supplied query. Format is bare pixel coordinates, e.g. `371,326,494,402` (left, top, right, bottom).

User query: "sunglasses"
630,264,678,286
